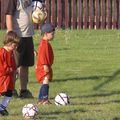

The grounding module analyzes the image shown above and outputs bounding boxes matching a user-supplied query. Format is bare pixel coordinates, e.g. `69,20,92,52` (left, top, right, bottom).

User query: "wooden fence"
1,0,120,29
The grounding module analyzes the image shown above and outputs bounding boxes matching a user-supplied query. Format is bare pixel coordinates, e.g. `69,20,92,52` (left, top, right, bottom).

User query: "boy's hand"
44,65,49,73
34,50,38,57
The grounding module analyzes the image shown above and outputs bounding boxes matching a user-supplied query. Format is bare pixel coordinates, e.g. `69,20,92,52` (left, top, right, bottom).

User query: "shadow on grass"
79,99,120,106
31,69,120,91
53,75,107,82
37,108,87,119
113,117,120,120
41,108,87,115
30,75,106,84
70,90,120,99
93,69,120,90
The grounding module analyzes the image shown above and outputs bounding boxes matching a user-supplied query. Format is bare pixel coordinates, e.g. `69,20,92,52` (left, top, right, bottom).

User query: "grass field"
0,29,120,120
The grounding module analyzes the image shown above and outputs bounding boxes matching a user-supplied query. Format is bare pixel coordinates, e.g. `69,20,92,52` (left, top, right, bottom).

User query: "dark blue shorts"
17,37,34,67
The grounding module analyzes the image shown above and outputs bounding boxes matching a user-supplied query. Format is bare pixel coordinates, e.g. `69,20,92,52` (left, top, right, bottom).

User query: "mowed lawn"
0,29,120,119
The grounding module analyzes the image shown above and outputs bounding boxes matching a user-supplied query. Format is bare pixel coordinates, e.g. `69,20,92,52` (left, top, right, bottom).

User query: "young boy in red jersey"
0,31,19,115
36,23,55,105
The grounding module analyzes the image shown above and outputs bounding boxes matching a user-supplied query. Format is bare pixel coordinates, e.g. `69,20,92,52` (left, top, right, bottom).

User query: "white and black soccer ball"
54,93,70,106
32,1,43,11
32,1,47,24
22,103,39,119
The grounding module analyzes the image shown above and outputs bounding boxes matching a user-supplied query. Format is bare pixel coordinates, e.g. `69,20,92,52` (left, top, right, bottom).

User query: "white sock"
1,96,11,108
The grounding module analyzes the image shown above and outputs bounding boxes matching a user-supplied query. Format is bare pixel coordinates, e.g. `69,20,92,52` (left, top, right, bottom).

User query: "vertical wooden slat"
112,0,117,29
101,0,106,29
89,0,94,29
83,0,89,29
117,0,120,28
65,0,70,28
57,0,62,28
51,0,56,27
45,0,51,23
1,0,6,29
61,0,65,28
95,0,100,29
78,0,83,29
106,0,112,29
72,0,77,29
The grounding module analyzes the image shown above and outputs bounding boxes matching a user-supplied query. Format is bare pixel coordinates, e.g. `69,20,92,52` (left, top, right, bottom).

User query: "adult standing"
5,0,35,98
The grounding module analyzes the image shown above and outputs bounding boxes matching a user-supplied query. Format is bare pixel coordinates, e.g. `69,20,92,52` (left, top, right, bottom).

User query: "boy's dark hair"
3,31,20,45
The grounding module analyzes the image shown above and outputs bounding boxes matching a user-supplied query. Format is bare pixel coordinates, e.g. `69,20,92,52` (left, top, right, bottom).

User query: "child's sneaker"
0,109,9,116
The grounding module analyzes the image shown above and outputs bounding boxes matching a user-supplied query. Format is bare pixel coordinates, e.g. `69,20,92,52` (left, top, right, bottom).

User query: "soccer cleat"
0,109,9,116
19,90,34,99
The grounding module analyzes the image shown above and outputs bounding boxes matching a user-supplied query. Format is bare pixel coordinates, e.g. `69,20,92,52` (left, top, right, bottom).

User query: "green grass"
1,29,120,119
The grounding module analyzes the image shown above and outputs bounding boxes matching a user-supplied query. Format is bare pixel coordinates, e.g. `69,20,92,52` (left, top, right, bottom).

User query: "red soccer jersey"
0,48,16,93
36,39,54,83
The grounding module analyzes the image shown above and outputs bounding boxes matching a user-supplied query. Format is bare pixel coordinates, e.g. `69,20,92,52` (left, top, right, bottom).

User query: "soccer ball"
32,1,47,24
22,103,39,119
32,1,43,11
54,93,70,106
32,9,46,24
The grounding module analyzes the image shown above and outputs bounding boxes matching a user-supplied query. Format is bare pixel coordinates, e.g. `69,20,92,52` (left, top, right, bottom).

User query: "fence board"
65,0,70,28
106,0,112,29
78,0,83,29
117,0,120,28
1,0,5,29
72,0,77,29
57,0,62,28
95,0,100,29
89,0,94,29
113,0,118,29
45,0,51,23
51,0,57,27
83,0,89,29
101,0,106,29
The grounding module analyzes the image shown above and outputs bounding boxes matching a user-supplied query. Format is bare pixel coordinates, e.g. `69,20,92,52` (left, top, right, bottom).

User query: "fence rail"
0,0,120,29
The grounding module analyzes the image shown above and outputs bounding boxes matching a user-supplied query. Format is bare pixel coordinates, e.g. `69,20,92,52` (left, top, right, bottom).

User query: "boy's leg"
0,90,12,116
38,77,51,105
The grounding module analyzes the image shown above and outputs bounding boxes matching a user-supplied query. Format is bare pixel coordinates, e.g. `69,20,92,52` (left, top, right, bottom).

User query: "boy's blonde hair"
3,31,20,45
